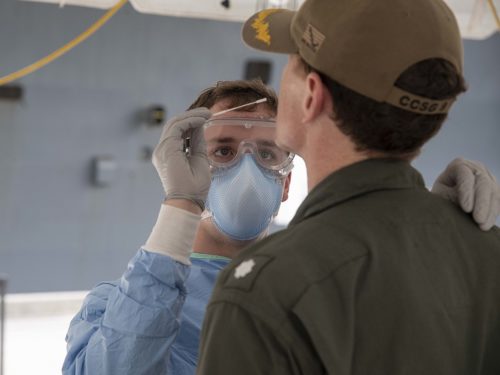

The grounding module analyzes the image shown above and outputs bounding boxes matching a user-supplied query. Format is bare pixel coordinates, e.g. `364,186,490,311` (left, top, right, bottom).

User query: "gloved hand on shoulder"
432,158,500,231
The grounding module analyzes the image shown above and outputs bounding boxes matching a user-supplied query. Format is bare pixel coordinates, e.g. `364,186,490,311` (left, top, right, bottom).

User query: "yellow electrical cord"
0,0,496,87
0,0,128,86
487,0,500,30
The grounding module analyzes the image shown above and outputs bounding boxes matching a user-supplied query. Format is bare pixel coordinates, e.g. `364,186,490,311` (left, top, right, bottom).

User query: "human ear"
281,172,292,202
302,72,327,123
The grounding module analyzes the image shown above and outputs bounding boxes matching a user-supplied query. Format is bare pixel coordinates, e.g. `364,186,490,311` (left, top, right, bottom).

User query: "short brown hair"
188,79,278,115
301,58,467,159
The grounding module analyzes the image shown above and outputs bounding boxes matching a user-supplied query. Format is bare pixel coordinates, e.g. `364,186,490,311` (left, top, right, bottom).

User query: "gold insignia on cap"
251,9,279,46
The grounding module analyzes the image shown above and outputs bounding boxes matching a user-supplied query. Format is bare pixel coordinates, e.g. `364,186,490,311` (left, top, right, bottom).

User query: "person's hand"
152,108,212,211
432,158,500,231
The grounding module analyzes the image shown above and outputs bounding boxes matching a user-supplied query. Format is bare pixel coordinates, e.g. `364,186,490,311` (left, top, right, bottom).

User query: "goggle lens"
204,118,294,174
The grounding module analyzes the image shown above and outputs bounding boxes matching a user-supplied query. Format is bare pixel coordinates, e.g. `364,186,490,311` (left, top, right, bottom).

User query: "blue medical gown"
62,249,229,375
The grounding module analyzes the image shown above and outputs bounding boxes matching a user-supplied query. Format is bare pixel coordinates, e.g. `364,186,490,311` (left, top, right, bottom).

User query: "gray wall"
0,0,498,292
413,34,500,183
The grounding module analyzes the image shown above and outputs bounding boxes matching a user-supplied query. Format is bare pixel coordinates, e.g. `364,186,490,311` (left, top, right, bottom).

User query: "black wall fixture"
0,85,23,101
146,105,166,127
244,60,272,84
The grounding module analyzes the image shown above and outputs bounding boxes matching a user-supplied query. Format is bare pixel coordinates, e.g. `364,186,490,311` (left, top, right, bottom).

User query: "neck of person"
192,219,265,259
302,120,384,192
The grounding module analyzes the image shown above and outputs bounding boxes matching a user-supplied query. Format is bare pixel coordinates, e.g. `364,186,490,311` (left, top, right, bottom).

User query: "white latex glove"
432,158,500,231
152,107,212,210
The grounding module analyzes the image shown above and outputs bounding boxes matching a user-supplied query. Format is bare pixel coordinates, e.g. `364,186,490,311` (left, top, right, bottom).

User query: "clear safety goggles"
203,117,294,176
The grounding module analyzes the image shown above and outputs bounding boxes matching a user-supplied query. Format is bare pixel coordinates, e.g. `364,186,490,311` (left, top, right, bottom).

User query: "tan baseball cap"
242,0,464,115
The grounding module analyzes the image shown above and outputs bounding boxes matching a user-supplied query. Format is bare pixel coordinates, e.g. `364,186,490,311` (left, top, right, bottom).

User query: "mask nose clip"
238,141,257,156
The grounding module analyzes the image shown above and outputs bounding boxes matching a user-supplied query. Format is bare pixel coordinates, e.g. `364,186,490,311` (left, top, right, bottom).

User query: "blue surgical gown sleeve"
62,248,190,375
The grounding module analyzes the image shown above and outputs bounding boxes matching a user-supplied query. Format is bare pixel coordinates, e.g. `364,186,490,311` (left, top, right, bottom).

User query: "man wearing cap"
197,1,500,374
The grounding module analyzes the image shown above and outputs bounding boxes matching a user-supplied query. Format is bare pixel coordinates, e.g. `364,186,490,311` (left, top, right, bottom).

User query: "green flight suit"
197,158,500,375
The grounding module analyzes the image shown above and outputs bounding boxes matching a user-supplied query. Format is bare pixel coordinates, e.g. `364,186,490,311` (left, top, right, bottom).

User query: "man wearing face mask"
203,115,293,242
63,80,291,375
63,79,500,375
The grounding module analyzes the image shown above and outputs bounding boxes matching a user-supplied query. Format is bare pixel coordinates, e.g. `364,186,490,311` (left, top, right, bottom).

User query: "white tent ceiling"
20,0,500,39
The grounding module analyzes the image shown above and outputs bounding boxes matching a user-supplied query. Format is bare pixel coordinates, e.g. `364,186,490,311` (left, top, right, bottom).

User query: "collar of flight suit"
290,158,427,226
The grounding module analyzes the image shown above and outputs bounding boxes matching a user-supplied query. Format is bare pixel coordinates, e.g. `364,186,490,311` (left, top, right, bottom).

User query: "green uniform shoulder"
210,217,369,327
